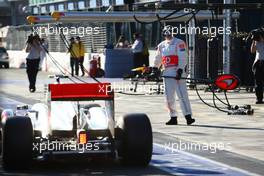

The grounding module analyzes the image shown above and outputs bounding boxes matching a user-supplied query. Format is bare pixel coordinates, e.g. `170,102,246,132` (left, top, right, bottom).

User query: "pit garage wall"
6,50,157,74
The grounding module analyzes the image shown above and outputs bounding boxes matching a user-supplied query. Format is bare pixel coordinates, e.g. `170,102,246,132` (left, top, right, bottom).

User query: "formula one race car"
0,76,153,170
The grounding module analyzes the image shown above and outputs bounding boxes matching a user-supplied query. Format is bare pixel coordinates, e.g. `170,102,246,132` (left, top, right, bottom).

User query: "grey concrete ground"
0,68,264,175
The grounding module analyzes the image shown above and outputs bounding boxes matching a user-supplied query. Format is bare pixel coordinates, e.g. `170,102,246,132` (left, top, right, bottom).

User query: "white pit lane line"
151,143,260,176
0,96,30,110
0,96,260,176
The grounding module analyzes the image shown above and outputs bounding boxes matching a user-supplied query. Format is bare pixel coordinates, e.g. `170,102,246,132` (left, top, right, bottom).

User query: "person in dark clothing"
25,34,43,93
142,38,150,66
251,31,264,104
76,36,86,77
131,33,144,68
68,37,78,76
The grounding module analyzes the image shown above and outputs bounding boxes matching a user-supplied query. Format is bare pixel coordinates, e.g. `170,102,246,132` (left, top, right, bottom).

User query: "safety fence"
4,23,107,53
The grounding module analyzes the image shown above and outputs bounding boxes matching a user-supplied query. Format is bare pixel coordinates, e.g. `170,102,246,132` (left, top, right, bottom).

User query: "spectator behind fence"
131,32,144,68
251,28,264,104
115,35,129,48
76,36,86,77
25,34,43,93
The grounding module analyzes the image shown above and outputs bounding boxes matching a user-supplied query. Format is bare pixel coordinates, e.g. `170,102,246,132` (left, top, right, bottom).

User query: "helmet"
162,25,173,36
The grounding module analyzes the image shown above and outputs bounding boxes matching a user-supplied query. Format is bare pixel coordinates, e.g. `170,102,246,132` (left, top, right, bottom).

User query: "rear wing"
48,83,113,101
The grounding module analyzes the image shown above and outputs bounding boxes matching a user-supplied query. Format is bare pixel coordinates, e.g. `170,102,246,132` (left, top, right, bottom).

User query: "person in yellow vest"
76,36,86,76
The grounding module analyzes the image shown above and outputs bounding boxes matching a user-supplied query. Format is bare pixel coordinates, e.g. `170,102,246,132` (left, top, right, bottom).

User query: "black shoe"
29,88,35,93
81,73,85,77
185,114,195,125
256,100,264,104
166,117,178,125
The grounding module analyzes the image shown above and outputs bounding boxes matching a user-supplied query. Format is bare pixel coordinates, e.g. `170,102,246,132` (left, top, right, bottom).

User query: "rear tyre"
118,113,152,166
2,117,33,170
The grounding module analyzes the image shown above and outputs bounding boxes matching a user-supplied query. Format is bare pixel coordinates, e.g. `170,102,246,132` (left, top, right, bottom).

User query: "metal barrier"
3,23,107,53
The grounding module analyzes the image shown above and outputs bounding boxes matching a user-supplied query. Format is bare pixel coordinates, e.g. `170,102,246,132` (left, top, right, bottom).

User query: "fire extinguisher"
89,58,98,77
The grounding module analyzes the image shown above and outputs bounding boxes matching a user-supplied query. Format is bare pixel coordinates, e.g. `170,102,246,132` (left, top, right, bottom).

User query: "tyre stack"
230,35,244,82
230,33,255,88
195,35,223,80
195,33,255,87
208,37,222,79
195,35,207,79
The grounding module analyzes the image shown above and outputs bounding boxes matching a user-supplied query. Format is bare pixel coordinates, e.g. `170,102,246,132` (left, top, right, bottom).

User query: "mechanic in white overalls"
154,26,195,125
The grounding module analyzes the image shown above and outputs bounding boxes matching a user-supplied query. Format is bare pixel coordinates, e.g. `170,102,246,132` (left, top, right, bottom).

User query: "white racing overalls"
155,37,192,117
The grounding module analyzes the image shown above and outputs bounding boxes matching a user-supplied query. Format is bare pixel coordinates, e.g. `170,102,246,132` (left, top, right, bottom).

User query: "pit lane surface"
0,93,261,176
1,69,264,175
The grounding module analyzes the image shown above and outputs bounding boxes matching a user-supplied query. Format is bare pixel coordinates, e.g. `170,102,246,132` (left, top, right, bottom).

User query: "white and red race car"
0,77,152,170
